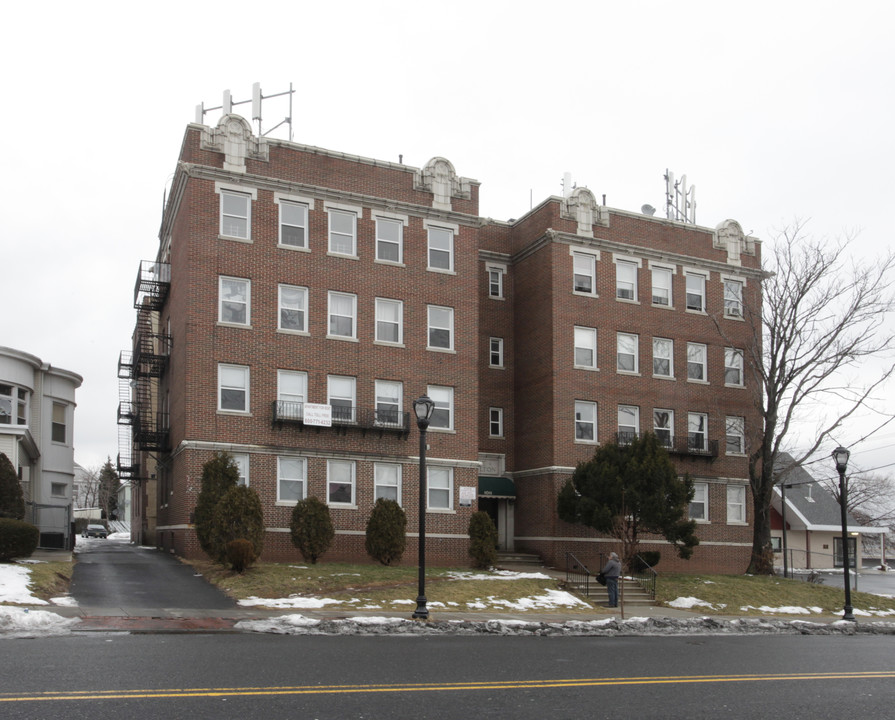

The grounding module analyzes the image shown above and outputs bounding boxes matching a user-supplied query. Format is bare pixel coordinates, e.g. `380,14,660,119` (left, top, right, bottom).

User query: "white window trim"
727,484,747,524
726,416,746,456
690,482,710,523
232,453,250,487
487,262,507,299
373,211,408,265
328,375,357,423
276,456,307,505
327,459,357,507
489,407,504,438
278,284,309,335
653,408,675,446
648,261,676,308
218,276,251,327
427,466,454,511
725,348,745,387
274,192,314,251
218,363,250,414
721,274,747,319
652,337,674,379
489,337,504,368
375,379,403,427
427,305,455,352
423,219,459,274
324,201,363,258
575,400,598,444
688,412,709,452
374,462,403,505
327,291,358,341
617,404,640,441
687,342,708,383
375,297,404,346
683,267,709,313
215,182,257,242
574,326,598,370
613,254,642,303
571,246,600,296
428,385,454,432
277,369,307,418
617,332,640,375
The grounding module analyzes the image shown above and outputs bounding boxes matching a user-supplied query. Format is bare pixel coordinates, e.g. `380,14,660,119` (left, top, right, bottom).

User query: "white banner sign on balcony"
303,403,332,427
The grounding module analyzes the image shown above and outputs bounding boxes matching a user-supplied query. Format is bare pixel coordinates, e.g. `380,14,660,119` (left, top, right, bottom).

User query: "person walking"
601,552,621,608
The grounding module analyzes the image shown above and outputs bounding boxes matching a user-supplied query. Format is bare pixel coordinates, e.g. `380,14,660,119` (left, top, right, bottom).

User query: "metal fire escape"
117,261,171,479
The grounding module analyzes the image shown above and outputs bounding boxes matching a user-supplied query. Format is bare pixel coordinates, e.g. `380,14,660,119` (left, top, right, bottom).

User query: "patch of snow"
0,606,79,637
447,570,551,581
0,564,48,605
50,596,78,607
238,595,344,609
739,605,813,615
668,596,715,610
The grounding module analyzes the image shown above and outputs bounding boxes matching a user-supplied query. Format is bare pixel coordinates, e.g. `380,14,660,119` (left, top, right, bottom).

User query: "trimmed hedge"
365,498,407,565
468,512,498,569
290,497,334,564
0,518,39,561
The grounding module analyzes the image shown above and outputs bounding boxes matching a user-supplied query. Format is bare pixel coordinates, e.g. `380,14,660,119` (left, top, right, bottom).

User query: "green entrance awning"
478,476,516,499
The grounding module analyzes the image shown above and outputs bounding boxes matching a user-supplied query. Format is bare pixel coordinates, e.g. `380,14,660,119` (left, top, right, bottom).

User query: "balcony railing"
272,401,410,438
615,432,719,459
133,260,171,310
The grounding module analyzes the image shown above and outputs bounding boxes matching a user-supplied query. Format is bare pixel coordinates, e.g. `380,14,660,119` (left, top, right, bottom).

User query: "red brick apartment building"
118,114,762,573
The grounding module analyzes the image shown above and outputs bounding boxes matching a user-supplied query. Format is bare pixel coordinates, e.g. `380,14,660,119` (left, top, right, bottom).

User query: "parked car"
84,524,108,539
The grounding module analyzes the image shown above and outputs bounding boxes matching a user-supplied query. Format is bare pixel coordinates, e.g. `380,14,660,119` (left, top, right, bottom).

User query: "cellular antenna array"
195,82,295,141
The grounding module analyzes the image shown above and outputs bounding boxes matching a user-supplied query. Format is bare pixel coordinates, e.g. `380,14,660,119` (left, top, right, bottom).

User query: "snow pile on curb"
0,607,79,638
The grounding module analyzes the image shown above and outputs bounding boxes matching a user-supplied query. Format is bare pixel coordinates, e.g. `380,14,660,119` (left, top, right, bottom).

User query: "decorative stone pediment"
561,187,608,237
200,114,269,173
715,219,756,265
415,157,471,211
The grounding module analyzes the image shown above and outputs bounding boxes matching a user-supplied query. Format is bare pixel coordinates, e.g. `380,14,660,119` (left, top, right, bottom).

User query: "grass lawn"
20,561,74,602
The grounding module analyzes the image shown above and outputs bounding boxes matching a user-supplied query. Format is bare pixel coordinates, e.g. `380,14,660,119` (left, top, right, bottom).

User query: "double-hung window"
219,277,250,325
654,409,674,447
489,337,504,367
328,208,357,256
220,189,251,239
489,408,504,437
428,385,453,430
725,348,744,386
487,265,505,298
375,380,403,427
278,284,307,333
685,271,707,312
327,459,356,505
232,454,249,487
724,279,744,318
328,291,357,339
651,264,673,306
687,343,707,381
688,412,708,451
0,385,15,425
618,405,639,443
277,456,306,502
375,463,402,504
328,375,356,423
376,217,403,263
427,305,454,350
428,466,453,510
279,200,308,248
574,326,597,369
573,252,596,294
727,485,746,523
277,370,307,422
653,337,673,377
726,416,745,454
690,483,708,521
575,401,597,442
51,402,67,443
428,226,454,271
218,364,249,413
375,298,403,344
617,333,639,373
615,259,638,300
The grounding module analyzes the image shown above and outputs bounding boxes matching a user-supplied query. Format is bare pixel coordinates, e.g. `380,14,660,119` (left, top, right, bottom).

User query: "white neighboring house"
0,347,83,548
771,453,888,571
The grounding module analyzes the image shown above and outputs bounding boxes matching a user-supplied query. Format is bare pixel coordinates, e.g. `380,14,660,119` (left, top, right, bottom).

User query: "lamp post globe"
831,446,855,622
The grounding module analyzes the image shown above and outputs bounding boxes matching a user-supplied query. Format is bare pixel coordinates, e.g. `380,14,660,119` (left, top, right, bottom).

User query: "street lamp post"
832,446,855,622
412,395,435,620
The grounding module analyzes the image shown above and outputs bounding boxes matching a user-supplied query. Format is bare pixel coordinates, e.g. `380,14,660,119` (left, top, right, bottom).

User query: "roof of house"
772,453,885,535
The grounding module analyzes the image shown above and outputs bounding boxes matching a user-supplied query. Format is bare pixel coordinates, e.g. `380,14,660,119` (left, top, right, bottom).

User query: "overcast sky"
2,1,893,482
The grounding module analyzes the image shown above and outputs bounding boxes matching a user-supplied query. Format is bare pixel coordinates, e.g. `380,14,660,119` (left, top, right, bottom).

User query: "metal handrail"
565,552,593,597
631,554,658,599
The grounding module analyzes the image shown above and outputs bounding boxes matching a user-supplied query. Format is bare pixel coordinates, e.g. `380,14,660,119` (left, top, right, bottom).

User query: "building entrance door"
478,496,514,552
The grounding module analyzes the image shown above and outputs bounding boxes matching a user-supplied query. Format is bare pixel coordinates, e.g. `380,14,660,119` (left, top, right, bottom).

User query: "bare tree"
75,465,102,509
731,223,895,574
818,471,895,526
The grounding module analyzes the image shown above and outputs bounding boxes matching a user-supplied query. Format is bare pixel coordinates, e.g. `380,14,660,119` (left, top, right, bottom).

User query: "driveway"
70,535,236,613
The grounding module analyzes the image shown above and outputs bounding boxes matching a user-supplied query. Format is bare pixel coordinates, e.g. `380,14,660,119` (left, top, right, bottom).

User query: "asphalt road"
1,632,893,719
69,537,236,611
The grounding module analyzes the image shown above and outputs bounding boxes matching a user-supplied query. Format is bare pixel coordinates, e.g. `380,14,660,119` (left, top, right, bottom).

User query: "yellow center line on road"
2,671,894,703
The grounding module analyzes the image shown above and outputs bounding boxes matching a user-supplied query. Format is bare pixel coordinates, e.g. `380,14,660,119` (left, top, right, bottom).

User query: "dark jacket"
601,556,621,579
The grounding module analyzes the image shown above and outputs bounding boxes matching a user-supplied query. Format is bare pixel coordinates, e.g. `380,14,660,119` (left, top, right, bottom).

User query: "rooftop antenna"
664,169,697,223
195,82,295,141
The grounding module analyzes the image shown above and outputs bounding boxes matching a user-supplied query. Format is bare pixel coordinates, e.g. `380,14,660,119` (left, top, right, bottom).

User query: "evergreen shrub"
290,497,334,564
468,511,498,569
226,538,257,573
209,485,265,565
0,452,25,520
365,498,407,565
194,453,239,558
0,518,39,561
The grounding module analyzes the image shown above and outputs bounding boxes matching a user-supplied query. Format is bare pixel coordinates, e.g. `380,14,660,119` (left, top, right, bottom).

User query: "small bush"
194,453,240,558
290,497,335,564
632,551,661,572
468,512,498,569
209,485,265,565
226,538,257,573
0,518,40,561
365,498,407,565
